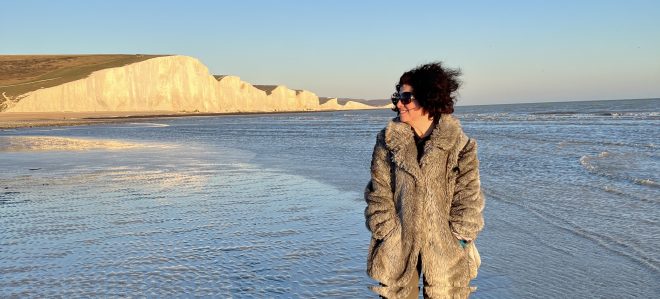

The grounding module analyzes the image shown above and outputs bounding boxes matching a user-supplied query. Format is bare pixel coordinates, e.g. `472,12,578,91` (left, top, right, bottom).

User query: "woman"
364,62,485,299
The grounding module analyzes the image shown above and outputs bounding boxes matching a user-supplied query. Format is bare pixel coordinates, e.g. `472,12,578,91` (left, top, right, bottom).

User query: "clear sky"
2,0,658,105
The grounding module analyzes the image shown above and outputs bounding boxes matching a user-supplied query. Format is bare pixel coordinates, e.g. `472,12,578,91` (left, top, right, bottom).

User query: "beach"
0,111,178,129
1,99,658,297
0,109,378,129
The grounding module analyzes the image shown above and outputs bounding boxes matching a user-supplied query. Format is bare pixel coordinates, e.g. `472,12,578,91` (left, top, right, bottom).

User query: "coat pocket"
464,241,481,279
451,233,481,280
367,223,403,284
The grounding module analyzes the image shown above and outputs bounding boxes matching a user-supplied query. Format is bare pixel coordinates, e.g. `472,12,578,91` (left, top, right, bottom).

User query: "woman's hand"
458,239,468,249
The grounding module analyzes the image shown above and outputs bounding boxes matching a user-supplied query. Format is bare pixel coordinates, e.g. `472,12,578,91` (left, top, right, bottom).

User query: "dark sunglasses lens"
400,92,413,104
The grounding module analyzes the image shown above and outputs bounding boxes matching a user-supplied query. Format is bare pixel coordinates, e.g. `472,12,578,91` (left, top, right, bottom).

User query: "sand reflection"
0,136,148,152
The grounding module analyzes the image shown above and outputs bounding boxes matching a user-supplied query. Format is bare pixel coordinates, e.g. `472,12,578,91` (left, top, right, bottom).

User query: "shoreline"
0,108,385,130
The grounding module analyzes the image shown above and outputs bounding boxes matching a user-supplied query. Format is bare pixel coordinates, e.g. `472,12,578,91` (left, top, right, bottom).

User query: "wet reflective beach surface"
1,138,368,297
1,99,658,298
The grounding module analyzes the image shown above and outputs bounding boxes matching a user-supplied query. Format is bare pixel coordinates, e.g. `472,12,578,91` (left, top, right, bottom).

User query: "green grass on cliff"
0,54,167,111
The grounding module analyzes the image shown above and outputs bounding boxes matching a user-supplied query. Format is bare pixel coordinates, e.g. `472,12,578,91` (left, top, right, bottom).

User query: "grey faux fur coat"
364,113,485,298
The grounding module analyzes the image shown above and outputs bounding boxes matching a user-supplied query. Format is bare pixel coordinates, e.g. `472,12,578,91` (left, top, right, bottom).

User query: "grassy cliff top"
253,85,279,95
0,54,167,111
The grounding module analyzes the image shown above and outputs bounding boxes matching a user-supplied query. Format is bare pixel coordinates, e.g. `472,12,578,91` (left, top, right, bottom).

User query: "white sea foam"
128,122,170,128
603,185,624,195
634,178,658,187
579,151,658,189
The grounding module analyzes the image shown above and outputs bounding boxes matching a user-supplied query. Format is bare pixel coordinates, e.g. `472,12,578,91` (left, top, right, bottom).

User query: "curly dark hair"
396,61,462,118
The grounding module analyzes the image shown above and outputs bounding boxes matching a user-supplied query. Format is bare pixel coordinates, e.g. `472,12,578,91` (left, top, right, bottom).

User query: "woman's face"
396,84,426,124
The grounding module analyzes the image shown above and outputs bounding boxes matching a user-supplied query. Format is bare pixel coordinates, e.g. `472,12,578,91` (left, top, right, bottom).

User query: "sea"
1,98,658,298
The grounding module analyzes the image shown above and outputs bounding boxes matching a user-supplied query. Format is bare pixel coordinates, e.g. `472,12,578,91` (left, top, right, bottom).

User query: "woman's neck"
410,115,436,138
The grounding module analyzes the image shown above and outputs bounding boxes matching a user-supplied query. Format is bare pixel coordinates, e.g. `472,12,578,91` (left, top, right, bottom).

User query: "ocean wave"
599,184,658,203
579,151,610,171
579,151,658,188
602,185,625,195
634,178,658,187
561,139,656,150
128,122,170,128
531,110,655,116
459,111,659,122
531,111,582,115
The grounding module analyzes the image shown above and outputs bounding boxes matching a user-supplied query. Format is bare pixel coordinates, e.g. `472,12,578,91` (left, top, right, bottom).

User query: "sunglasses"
391,91,415,105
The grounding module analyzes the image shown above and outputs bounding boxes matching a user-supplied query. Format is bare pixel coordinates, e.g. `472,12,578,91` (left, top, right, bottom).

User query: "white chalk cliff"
319,98,375,110
4,55,381,113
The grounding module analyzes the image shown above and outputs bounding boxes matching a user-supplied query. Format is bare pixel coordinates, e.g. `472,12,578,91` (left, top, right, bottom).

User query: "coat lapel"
384,114,463,183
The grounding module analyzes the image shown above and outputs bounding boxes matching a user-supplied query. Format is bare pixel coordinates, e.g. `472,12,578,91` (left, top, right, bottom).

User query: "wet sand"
0,111,176,129
0,136,163,152
0,110,371,129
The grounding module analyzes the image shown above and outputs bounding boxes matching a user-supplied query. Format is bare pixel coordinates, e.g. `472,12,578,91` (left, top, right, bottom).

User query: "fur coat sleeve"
364,129,399,240
449,138,485,241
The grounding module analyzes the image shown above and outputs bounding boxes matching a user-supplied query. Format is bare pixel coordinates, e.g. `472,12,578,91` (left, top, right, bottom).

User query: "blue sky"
2,0,658,105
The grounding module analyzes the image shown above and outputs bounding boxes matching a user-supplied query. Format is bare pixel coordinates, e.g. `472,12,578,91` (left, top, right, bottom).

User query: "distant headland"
0,54,391,128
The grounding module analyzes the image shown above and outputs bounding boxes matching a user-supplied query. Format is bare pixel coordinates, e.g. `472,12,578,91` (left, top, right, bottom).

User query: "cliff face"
3,55,380,113
319,98,375,110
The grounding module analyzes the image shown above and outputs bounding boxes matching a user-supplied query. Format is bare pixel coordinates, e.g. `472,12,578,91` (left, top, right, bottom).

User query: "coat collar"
383,113,464,182
384,113,463,152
